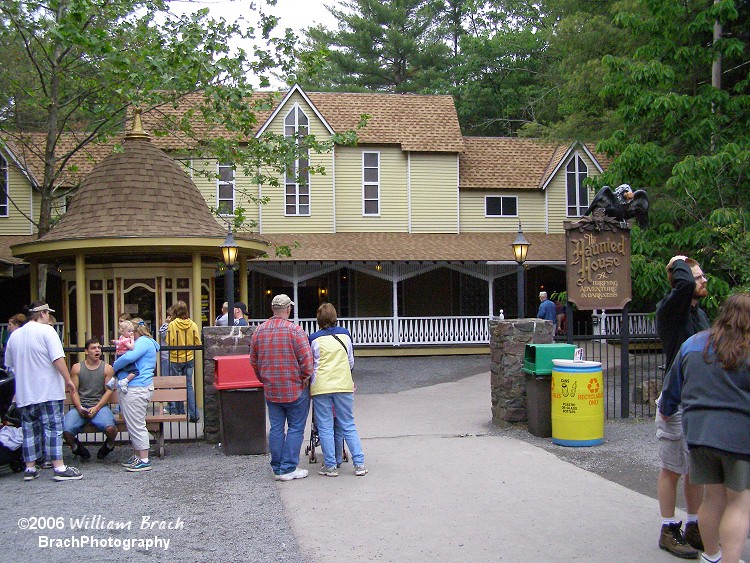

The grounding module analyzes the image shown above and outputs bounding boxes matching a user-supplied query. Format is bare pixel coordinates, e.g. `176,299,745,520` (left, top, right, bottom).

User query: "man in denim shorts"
655,256,710,558
4,302,83,481
63,338,118,461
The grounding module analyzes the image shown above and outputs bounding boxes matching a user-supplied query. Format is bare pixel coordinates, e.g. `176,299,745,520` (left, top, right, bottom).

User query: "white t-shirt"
5,320,66,407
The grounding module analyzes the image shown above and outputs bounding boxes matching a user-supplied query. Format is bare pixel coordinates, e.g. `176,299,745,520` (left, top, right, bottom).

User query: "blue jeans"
266,389,310,475
312,392,364,467
64,405,116,435
170,361,198,419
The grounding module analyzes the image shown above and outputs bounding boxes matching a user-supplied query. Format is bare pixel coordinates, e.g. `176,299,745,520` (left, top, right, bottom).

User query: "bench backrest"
64,376,188,406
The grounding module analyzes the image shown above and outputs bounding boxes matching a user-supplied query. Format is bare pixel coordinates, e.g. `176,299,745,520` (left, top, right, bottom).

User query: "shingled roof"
306,91,464,152
459,138,612,190
259,232,565,263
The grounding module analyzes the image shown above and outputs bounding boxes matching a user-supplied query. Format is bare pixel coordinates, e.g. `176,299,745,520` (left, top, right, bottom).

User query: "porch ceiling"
258,232,566,263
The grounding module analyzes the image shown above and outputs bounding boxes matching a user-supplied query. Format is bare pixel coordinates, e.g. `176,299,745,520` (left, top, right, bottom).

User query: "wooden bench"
64,376,188,457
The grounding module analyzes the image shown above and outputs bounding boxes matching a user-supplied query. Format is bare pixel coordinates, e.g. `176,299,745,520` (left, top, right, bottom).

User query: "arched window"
284,105,310,216
566,154,588,216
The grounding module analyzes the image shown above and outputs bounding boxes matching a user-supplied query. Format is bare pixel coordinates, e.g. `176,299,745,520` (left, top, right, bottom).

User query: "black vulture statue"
583,184,649,228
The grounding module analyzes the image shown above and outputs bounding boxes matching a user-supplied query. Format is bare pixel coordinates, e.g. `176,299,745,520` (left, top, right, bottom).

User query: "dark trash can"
215,355,267,455
522,344,577,438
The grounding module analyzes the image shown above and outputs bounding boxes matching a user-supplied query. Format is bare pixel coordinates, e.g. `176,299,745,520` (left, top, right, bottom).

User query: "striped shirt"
249,316,313,403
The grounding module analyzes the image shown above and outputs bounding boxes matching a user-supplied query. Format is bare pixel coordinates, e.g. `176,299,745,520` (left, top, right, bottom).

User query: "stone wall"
201,326,254,443
490,318,554,426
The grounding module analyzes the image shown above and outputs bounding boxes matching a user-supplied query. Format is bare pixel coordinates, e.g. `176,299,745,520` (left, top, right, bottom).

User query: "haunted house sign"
564,213,632,311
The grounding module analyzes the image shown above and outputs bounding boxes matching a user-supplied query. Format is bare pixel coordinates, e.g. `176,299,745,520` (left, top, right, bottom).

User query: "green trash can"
523,344,577,437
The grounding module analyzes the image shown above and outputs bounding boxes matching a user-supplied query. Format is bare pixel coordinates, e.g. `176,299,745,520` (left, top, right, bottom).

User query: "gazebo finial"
125,107,150,141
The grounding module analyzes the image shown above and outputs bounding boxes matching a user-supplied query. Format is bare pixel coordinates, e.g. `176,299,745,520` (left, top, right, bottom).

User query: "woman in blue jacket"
112,318,159,472
660,293,750,563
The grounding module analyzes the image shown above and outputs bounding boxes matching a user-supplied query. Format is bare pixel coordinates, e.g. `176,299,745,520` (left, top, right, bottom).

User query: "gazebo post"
75,253,86,358
191,252,204,411
239,254,248,308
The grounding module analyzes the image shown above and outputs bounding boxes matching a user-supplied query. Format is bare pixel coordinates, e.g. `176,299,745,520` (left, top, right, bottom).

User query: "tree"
592,0,750,312
292,0,451,93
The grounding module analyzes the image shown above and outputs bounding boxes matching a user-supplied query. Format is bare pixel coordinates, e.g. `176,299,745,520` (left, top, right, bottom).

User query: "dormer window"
363,151,380,215
284,105,310,216
566,154,589,216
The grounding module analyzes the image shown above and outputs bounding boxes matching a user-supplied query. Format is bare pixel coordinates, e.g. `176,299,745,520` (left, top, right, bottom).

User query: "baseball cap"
233,302,248,315
30,303,55,313
271,294,294,309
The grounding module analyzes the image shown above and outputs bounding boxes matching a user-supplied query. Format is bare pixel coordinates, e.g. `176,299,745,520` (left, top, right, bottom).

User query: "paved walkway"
279,371,723,562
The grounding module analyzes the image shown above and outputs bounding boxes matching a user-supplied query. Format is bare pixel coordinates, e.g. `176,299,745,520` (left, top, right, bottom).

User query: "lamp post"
511,222,530,318
220,229,238,313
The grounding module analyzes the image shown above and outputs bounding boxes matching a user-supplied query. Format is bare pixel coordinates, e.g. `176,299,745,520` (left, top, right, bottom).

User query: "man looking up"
655,255,709,558
63,338,118,461
5,302,82,481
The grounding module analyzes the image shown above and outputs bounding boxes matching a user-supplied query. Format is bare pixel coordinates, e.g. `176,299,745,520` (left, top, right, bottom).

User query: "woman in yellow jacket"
166,300,201,422
309,303,367,477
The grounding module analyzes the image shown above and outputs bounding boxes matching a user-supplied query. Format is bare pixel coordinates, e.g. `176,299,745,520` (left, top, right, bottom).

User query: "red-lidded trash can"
215,355,267,455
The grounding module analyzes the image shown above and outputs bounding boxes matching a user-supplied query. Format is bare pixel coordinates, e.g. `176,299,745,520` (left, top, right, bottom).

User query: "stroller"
0,374,24,473
305,402,348,465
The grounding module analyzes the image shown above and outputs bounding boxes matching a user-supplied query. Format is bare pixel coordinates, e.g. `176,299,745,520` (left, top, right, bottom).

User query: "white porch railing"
596,312,656,336
250,316,491,346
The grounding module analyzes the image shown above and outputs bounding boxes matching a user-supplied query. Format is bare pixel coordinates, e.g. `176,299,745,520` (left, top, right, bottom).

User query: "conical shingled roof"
38,130,226,243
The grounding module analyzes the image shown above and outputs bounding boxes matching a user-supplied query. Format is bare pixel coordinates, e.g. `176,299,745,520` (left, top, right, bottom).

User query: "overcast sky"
171,0,341,35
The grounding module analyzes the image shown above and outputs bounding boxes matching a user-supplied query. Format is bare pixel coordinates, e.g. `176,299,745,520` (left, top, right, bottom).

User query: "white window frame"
362,151,380,216
566,154,589,217
217,162,235,217
0,154,8,217
284,104,311,217
484,195,518,217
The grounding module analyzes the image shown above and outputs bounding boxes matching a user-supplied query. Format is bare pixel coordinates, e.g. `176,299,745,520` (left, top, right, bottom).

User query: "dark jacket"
655,260,710,371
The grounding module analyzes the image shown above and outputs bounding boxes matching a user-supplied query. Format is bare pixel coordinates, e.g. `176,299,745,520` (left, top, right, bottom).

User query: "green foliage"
291,0,451,93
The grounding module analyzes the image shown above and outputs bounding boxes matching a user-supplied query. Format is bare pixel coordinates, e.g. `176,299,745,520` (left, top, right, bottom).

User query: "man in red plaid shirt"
250,294,314,481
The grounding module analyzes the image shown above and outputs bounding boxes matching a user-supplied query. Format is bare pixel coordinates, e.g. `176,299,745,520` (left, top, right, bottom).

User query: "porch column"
29,261,39,302
292,264,299,323
238,255,248,306
488,278,495,318
392,277,400,346
75,253,86,356
191,252,204,411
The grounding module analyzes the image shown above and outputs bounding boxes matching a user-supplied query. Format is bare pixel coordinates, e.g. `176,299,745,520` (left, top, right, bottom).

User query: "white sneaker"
277,467,308,481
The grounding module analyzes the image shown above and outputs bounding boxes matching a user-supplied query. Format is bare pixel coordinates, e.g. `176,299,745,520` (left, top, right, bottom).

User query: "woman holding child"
112,318,159,472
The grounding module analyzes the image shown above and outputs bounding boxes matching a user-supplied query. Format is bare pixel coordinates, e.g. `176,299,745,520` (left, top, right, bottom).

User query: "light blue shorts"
63,405,117,435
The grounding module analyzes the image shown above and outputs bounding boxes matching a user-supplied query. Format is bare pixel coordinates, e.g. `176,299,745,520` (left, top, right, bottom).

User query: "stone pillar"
490,318,554,427
201,326,254,443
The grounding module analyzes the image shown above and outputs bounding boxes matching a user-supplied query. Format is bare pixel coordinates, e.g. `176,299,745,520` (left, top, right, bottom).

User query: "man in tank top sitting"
63,338,118,460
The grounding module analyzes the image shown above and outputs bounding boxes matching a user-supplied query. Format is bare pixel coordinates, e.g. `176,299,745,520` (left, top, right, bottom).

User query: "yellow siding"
258,92,335,234
410,153,458,233
335,145,408,232
190,159,261,231
0,162,34,235
459,190,546,233
546,150,599,234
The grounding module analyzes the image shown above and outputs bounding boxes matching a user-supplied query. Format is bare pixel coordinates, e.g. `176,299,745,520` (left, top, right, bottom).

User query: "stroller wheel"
309,452,317,463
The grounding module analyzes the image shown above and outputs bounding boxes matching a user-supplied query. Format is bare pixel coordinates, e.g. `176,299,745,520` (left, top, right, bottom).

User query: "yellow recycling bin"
551,359,604,446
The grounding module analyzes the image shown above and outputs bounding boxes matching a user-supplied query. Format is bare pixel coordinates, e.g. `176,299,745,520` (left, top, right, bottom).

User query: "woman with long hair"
659,293,750,563
112,318,160,472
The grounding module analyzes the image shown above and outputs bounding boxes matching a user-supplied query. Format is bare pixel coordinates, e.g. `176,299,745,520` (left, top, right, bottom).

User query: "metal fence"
555,331,664,420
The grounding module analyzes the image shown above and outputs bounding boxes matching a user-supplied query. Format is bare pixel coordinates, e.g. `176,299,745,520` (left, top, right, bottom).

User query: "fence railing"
250,316,491,346
596,312,656,337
